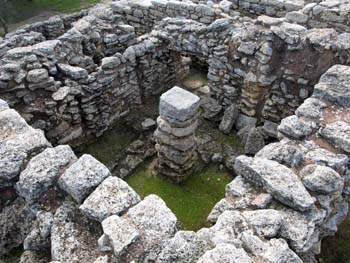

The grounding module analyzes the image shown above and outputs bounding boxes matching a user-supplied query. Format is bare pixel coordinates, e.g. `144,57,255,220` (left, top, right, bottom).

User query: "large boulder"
80,176,141,222
16,145,77,202
320,121,350,153
58,154,110,203
100,215,139,256
278,115,314,140
234,156,315,211
300,164,344,194
121,195,178,262
51,202,102,262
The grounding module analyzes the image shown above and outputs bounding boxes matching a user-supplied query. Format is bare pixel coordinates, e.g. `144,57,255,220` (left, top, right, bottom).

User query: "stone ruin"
1,0,350,262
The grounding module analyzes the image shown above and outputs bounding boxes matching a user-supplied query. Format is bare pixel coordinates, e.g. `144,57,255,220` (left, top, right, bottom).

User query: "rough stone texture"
197,243,254,263
320,121,350,153
24,211,53,251
235,156,315,211
1,1,350,262
16,145,77,202
51,202,102,263
159,86,200,123
155,87,200,182
301,164,344,194
219,104,238,134
80,176,141,222
58,154,110,203
0,198,36,255
101,215,139,256
121,194,178,262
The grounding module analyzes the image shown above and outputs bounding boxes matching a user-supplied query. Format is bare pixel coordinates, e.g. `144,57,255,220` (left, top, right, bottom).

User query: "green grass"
126,160,233,231
2,0,103,28
319,199,350,263
75,125,137,167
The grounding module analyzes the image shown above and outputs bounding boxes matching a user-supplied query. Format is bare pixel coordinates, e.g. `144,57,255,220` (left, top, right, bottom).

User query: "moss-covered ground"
126,160,233,231
75,124,137,168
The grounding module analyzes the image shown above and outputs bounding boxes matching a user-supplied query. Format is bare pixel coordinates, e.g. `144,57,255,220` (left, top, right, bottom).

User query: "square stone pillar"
154,86,200,183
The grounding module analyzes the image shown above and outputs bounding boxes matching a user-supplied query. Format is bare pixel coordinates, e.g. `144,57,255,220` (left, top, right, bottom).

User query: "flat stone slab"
234,156,315,211
80,176,141,222
159,86,200,123
59,154,110,203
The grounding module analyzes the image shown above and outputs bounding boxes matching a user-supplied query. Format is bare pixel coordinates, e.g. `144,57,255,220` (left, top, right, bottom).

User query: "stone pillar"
154,86,200,183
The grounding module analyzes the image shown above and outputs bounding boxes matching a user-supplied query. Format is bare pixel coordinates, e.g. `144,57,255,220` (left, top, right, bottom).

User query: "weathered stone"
0,198,36,255
219,104,238,134
197,243,253,263
23,211,53,251
26,69,49,83
51,202,102,262
313,65,350,107
244,128,265,155
59,154,110,203
101,215,139,256
320,121,350,153
52,86,70,101
278,115,314,139
80,176,141,222
300,164,344,194
122,195,177,261
16,145,77,202
159,86,200,123
296,98,327,119
256,141,304,168
235,156,315,211
57,63,88,80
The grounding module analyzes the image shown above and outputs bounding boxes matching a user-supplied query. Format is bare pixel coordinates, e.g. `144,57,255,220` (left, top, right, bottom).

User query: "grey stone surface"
219,104,238,134
320,121,350,153
197,243,253,263
313,65,350,107
235,156,315,211
51,202,102,262
80,176,141,222
101,215,139,256
16,145,77,202
278,115,314,139
159,86,200,123
0,198,36,255
301,164,344,194
59,154,110,203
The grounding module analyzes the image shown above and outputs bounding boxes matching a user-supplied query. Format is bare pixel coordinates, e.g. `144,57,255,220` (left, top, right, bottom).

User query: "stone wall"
1,0,350,143
0,4,185,144
1,64,349,263
287,1,350,33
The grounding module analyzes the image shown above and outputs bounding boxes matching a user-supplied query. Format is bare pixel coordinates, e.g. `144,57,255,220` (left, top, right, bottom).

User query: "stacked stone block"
154,86,200,183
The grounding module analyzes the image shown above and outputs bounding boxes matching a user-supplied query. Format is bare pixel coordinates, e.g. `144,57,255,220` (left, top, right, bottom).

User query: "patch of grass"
3,0,103,26
75,125,137,167
319,199,350,263
126,160,233,231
